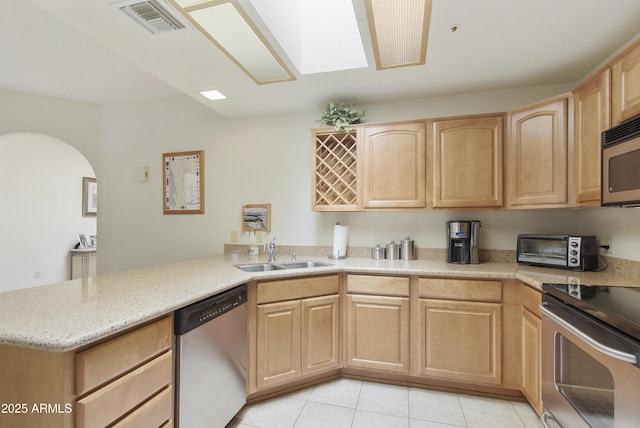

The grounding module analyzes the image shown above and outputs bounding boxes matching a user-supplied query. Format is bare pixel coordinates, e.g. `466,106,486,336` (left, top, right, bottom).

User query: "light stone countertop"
1,253,638,352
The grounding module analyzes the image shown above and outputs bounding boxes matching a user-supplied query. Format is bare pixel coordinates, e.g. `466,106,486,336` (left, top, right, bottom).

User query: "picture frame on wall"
163,150,204,214
82,177,97,217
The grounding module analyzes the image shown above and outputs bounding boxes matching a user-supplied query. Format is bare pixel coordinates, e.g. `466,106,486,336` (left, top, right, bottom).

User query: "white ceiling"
3,0,640,119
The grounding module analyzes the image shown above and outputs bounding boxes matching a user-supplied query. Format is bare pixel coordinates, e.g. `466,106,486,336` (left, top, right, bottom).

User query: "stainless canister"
371,244,386,260
386,241,400,260
400,236,415,260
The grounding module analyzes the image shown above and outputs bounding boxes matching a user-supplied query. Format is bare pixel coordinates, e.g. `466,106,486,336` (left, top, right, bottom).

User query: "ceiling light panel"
169,0,295,84
365,0,432,70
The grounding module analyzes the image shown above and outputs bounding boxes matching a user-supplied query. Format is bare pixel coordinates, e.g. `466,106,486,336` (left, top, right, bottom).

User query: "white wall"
99,83,583,273
0,133,96,292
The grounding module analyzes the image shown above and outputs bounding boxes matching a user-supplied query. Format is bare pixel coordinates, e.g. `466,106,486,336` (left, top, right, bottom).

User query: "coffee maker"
446,220,481,264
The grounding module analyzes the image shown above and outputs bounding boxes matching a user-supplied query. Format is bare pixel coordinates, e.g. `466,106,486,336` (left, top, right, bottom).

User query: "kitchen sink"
235,263,286,272
278,261,331,269
235,261,330,272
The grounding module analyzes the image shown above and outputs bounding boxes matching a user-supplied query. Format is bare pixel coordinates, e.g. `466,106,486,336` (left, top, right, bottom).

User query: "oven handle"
540,303,637,364
540,411,557,428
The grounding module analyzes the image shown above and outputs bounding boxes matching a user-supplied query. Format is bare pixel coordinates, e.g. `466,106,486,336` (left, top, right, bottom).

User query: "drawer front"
111,385,173,428
418,278,502,302
346,275,410,297
75,316,172,396
521,284,542,317
76,351,172,428
257,275,339,304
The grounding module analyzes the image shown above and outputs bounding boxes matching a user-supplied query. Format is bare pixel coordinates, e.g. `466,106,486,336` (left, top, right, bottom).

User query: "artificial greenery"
318,102,365,131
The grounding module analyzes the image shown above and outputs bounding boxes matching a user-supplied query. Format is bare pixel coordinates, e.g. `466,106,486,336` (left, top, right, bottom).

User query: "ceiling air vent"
119,0,185,34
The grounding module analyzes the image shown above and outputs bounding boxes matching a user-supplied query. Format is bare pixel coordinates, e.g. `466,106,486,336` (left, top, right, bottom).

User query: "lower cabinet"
0,315,174,428
345,275,410,373
521,285,543,416
416,278,503,385
252,275,340,391
248,274,542,415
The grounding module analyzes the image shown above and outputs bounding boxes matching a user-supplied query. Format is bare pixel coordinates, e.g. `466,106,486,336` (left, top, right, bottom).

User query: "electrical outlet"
603,235,612,252
34,271,40,279
231,230,238,242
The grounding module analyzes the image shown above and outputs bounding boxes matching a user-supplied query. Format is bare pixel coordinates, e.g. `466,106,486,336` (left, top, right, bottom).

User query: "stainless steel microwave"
516,234,598,271
602,115,640,206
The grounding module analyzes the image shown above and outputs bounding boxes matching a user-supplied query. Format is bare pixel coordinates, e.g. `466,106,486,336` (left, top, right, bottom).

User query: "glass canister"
371,244,386,260
386,241,400,260
400,236,415,260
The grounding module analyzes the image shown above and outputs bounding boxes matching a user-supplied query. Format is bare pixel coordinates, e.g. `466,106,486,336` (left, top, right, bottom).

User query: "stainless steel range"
540,283,640,428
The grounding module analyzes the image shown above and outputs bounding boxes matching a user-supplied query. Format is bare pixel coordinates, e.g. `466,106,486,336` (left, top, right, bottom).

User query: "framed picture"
82,177,97,216
89,235,97,248
242,204,271,232
77,233,89,249
163,150,204,214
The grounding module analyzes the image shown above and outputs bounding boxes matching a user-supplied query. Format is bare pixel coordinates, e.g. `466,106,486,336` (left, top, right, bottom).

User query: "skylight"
249,0,368,75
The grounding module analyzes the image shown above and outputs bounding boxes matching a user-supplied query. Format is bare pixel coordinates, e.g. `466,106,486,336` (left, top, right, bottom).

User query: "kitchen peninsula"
1,250,638,427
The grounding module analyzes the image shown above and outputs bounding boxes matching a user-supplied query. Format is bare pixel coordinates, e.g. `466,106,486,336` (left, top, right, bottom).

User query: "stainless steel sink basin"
235,263,286,272
279,261,331,269
235,261,330,272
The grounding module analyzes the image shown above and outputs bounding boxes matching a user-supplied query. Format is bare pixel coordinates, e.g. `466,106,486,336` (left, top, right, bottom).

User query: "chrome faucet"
264,238,277,262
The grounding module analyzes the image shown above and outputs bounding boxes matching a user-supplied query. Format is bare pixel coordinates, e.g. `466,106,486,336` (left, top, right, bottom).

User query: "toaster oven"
516,234,598,271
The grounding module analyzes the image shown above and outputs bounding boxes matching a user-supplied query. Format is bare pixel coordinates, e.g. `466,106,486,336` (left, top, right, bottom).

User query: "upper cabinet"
573,69,611,206
362,121,427,209
429,115,504,209
311,129,362,211
612,40,640,125
506,94,572,208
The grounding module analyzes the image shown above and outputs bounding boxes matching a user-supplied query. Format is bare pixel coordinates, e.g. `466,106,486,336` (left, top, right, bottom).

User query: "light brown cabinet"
415,278,502,385
362,122,427,209
612,40,640,125
0,316,174,428
251,275,340,391
507,94,571,208
520,285,543,416
311,129,361,211
345,275,410,373
573,69,610,206
429,115,504,208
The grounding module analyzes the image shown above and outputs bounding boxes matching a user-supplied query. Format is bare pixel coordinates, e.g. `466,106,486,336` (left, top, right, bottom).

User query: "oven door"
540,297,640,428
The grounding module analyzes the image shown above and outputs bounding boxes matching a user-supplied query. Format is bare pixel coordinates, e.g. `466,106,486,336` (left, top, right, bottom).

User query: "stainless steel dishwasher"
174,284,247,428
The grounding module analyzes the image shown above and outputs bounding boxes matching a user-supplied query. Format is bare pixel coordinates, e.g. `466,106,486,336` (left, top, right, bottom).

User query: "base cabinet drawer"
75,316,173,396
112,385,173,428
75,351,173,428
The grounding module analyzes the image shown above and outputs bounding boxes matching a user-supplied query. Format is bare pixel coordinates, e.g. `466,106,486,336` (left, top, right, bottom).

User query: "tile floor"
229,379,544,428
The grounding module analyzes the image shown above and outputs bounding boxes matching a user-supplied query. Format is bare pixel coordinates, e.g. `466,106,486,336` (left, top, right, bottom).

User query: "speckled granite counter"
1,253,638,352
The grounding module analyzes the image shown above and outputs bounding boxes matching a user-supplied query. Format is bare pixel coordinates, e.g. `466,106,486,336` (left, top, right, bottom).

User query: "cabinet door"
301,294,339,375
362,122,426,208
507,96,569,207
256,300,301,388
346,294,410,372
612,41,640,125
418,299,502,384
431,116,504,208
574,70,610,206
522,308,543,416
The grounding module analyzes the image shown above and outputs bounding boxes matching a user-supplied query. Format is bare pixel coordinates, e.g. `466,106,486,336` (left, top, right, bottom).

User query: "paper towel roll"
331,224,349,259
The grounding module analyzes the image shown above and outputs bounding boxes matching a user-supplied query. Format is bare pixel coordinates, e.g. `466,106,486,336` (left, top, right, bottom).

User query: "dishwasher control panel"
174,284,247,335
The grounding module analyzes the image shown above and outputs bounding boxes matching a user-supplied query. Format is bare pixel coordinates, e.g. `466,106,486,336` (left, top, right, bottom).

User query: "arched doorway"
0,133,97,292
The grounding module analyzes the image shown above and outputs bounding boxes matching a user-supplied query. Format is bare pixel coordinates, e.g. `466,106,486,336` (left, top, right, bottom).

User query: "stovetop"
542,283,640,342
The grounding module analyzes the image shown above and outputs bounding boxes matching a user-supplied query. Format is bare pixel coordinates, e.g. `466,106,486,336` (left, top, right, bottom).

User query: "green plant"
318,102,365,131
